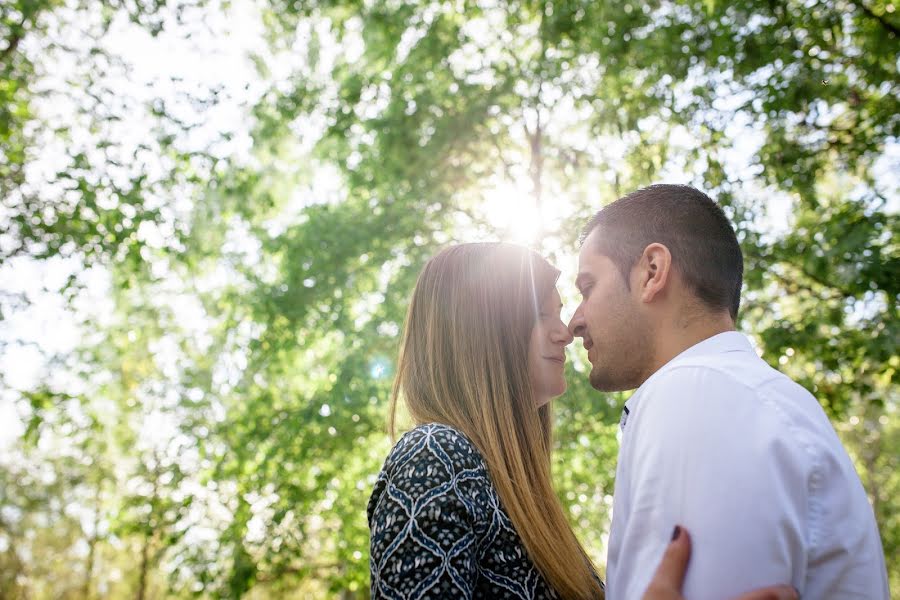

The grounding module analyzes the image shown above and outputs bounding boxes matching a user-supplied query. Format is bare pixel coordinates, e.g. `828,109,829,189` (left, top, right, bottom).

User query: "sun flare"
482,182,543,244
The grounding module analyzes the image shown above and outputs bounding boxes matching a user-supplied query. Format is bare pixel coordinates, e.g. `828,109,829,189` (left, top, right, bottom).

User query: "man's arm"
641,526,798,600
614,367,808,600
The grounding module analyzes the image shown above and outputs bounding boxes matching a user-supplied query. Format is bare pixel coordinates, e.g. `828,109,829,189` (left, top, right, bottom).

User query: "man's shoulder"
632,356,820,447
633,350,841,471
641,354,775,401
653,353,828,422
682,346,783,381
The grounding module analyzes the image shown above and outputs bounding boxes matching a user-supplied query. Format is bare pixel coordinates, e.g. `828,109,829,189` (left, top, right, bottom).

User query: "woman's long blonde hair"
389,243,603,599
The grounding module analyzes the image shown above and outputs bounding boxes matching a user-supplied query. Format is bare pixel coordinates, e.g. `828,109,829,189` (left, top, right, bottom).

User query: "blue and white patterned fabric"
367,423,567,599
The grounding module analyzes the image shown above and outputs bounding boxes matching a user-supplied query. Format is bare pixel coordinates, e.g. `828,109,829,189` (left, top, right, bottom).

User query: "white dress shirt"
606,332,889,600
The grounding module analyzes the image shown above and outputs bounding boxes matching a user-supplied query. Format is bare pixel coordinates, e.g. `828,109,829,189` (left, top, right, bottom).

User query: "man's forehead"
577,229,603,264
575,242,615,282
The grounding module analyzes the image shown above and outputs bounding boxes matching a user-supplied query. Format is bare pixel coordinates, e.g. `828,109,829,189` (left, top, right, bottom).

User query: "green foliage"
1,0,897,597
1,0,212,271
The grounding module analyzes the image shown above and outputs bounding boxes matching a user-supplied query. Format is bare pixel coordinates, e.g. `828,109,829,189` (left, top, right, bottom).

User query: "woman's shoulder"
368,423,492,527
385,422,486,474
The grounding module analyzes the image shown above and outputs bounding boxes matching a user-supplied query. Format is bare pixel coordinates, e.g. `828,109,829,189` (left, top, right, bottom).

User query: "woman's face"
528,287,574,407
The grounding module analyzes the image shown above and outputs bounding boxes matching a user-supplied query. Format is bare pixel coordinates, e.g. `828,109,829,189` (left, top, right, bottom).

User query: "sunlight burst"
482,182,543,245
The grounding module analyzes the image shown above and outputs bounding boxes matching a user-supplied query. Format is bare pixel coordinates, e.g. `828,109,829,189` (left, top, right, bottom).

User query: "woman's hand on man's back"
642,526,799,600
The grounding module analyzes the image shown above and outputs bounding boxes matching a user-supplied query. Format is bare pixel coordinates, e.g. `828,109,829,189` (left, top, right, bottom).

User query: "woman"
369,243,595,598
368,243,797,600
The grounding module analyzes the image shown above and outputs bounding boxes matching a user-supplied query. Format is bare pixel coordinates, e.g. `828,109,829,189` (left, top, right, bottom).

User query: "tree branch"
851,0,900,37
489,134,517,184
529,114,543,211
1,32,21,62
766,265,844,302
1,15,28,63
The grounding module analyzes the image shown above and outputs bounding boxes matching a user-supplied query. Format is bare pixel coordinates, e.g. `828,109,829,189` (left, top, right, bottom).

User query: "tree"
1,0,896,596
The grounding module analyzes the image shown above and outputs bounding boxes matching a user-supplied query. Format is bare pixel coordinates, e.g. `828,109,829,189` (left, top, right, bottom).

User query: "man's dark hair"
581,184,744,319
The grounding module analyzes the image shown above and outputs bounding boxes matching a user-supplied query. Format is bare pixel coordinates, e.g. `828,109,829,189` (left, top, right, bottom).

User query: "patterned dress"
368,423,593,599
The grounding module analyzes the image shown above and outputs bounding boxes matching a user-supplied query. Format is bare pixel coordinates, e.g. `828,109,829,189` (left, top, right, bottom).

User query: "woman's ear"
635,243,672,304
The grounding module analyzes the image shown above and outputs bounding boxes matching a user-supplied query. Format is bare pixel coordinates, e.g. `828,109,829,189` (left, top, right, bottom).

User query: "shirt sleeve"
368,428,481,599
612,367,808,600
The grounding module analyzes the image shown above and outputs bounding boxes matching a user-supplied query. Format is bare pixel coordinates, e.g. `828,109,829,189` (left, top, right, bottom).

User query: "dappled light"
0,0,897,597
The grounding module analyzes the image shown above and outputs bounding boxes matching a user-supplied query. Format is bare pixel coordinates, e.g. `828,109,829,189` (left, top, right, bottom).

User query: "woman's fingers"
731,585,799,600
642,525,798,600
643,525,692,598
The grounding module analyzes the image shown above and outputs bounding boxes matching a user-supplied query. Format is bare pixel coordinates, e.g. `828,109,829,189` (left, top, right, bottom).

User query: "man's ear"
634,243,672,303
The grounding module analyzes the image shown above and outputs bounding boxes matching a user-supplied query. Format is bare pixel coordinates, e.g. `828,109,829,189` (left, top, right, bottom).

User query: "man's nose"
568,308,585,338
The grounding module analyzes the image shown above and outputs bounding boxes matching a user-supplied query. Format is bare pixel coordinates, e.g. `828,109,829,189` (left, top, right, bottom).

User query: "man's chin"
589,368,631,393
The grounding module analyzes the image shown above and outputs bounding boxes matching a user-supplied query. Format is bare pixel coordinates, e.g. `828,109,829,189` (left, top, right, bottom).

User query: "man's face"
568,229,654,392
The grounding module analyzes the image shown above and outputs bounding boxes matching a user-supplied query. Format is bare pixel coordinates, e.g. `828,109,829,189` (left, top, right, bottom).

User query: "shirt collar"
621,331,754,429
664,330,755,365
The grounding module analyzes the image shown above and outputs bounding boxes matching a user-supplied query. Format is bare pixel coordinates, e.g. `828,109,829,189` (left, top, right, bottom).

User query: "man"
568,184,889,600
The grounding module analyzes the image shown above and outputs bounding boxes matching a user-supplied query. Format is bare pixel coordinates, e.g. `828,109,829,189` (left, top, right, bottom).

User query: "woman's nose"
554,320,574,345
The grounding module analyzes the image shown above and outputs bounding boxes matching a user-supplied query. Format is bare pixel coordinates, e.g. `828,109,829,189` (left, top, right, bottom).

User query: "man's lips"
543,356,565,364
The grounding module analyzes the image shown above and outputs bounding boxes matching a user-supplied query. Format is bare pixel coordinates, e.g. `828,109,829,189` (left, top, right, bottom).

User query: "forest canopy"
0,0,897,597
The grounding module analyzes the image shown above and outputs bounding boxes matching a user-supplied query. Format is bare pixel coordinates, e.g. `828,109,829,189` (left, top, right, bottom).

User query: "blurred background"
0,0,897,597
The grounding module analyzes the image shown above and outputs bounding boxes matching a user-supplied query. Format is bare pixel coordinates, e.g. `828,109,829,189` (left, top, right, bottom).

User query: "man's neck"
649,312,735,377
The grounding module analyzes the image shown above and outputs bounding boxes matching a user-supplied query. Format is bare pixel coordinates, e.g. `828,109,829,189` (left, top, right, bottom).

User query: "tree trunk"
82,482,102,599
136,533,150,600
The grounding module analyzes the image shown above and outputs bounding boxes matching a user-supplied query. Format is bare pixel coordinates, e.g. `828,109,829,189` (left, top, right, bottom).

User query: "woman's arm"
369,429,481,599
